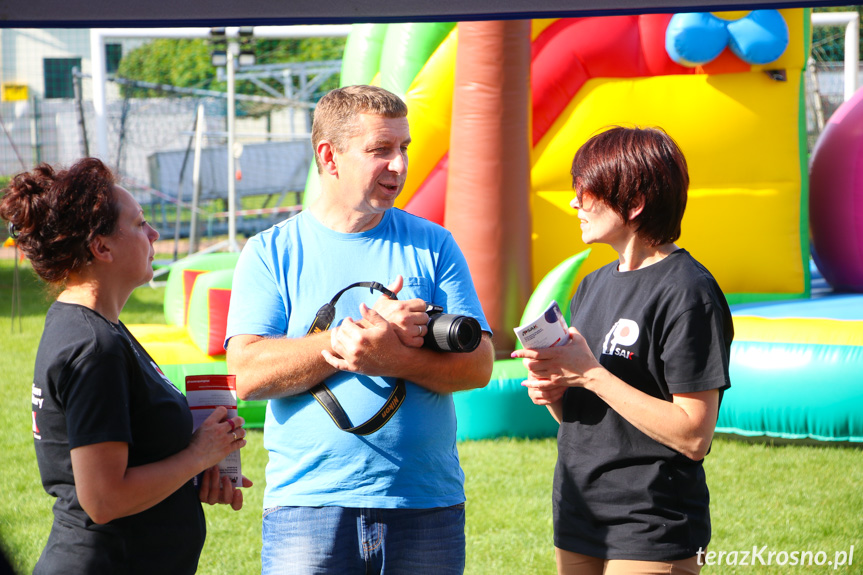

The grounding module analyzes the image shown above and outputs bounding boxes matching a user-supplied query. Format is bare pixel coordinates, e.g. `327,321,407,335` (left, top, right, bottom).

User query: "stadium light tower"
210,27,254,252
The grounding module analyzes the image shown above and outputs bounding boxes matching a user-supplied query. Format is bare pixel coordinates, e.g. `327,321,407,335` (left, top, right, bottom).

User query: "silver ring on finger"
232,432,238,441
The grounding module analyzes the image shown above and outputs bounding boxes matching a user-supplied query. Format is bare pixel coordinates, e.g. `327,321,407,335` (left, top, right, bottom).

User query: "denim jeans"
261,504,466,575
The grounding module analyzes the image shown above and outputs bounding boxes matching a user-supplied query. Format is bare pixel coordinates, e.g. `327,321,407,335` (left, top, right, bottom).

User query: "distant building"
0,28,145,102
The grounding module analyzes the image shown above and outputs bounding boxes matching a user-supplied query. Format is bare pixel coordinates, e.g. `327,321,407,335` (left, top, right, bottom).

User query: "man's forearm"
227,333,339,401
394,334,494,394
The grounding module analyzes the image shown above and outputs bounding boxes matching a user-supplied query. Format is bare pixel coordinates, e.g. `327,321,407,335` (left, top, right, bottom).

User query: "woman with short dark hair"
513,127,733,575
1,158,251,574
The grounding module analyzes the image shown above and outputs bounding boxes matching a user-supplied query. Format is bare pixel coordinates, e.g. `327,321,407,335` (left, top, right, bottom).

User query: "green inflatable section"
340,23,388,86
454,358,558,441
515,249,591,349
163,252,240,327
718,340,863,443
303,22,455,210
153,253,267,428
187,268,234,356
454,250,590,440
378,22,456,96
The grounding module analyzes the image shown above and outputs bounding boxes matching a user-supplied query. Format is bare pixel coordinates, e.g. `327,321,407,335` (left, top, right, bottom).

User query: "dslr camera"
422,303,482,353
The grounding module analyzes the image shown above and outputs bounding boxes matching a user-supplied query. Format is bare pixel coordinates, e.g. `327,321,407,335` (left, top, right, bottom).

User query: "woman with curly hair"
1,158,251,574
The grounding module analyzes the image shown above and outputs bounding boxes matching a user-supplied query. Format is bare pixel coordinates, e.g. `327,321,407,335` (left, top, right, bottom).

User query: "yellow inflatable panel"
531,19,557,39
126,324,219,366
126,324,189,343
733,316,863,346
397,28,458,208
531,72,804,296
533,73,802,190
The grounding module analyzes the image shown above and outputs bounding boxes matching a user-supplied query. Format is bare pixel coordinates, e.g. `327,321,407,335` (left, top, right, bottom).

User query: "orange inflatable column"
445,20,532,356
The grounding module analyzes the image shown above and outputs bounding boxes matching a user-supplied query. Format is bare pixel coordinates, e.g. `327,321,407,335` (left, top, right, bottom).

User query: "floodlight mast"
226,36,238,251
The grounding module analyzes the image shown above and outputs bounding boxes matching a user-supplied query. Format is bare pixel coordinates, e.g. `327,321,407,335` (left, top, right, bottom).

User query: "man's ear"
88,235,114,264
316,141,339,176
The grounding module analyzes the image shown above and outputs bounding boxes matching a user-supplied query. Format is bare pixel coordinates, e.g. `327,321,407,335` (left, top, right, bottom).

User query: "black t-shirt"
31,302,205,575
554,249,733,561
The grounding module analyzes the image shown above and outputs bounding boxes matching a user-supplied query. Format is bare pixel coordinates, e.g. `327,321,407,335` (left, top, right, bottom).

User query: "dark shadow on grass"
715,432,863,451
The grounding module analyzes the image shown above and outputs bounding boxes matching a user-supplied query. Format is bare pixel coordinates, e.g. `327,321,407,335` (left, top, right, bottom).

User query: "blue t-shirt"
225,208,490,509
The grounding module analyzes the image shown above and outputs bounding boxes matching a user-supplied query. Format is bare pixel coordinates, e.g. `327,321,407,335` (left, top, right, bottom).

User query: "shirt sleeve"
60,351,134,449
431,233,492,334
224,235,289,348
661,303,732,395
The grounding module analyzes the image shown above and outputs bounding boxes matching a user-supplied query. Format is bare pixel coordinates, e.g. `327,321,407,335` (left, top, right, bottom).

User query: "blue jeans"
261,505,466,575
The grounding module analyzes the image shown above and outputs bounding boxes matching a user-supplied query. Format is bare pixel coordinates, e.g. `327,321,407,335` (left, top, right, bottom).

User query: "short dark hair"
0,158,119,284
570,126,689,246
311,85,408,173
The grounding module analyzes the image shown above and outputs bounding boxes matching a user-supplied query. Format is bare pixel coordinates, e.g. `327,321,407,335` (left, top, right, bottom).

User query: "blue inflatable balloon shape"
666,12,729,67
727,10,789,65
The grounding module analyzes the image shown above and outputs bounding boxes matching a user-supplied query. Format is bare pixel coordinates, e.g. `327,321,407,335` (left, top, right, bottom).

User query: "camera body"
422,304,482,353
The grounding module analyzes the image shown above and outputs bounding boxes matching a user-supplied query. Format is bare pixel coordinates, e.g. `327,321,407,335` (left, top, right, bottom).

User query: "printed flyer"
513,300,570,349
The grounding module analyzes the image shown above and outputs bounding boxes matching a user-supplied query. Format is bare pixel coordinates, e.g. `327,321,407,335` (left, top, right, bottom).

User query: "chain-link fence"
1,71,319,247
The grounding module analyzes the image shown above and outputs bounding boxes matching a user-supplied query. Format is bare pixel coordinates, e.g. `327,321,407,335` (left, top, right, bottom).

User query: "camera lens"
424,313,482,353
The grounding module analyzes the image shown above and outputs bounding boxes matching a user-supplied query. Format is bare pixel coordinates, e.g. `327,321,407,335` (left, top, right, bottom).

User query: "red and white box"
186,375,242,486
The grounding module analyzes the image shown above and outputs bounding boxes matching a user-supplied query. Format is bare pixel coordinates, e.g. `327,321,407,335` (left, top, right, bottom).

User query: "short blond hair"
311,85,408,173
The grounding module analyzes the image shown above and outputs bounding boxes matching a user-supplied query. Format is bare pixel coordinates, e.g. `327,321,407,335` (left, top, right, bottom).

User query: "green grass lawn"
1,259,861,574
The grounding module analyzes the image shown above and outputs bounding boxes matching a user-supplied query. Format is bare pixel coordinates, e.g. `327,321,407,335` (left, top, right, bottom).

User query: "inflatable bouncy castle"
312,12,811,308
131,9,863,444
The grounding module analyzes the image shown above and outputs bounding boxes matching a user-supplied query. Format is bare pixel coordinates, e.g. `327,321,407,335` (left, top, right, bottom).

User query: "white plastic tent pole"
90,29,108,162
90,28,213,161
91,25,349,162
844,16,860,101
811,12,860,102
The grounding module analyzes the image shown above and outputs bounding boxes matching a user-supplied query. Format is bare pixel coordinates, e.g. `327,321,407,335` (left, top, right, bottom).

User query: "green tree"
116,39,215,97
115,36,346,100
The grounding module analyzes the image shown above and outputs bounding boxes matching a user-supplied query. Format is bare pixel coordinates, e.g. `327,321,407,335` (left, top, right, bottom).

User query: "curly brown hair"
0,158,119,284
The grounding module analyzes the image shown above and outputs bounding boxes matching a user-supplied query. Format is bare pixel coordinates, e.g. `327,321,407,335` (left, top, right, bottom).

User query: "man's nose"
389,151,407,174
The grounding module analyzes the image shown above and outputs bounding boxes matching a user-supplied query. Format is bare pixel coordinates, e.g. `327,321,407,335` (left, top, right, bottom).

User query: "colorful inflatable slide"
131,9,863,444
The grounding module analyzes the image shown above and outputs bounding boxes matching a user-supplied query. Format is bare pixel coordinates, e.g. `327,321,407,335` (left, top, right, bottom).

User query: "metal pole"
226,40,238,252
807,58,826,134
190,103,205,255
72,67,89,157
30,93,42,165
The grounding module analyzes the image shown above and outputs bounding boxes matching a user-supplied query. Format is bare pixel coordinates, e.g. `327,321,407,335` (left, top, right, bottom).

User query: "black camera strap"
307,282,406,436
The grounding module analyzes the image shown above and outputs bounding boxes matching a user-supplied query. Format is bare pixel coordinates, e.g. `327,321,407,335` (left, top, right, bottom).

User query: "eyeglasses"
571,190,595,211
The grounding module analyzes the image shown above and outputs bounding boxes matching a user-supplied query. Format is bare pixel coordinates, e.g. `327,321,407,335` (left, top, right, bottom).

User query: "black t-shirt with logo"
31,302,205,575
554,249,733,561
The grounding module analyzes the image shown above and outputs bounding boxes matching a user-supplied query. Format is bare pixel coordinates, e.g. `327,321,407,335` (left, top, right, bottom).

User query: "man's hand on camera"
322,303,410,376
370,275,429,348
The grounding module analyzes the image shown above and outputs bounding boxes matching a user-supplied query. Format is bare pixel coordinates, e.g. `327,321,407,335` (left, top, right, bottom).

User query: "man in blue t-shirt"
225,85,494,575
